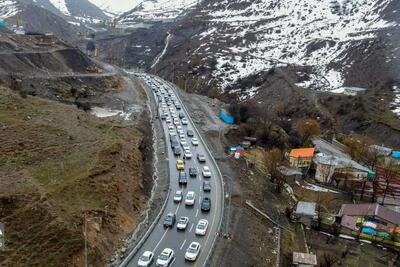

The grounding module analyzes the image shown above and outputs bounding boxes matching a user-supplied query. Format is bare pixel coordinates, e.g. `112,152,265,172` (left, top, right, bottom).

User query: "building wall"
290,157,313,168
315,163,335,183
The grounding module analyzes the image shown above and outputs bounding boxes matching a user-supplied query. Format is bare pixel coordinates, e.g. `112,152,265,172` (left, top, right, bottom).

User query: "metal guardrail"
118,75,171,267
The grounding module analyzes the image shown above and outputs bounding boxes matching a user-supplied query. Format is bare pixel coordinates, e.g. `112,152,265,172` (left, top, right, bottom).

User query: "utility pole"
84,214,88,267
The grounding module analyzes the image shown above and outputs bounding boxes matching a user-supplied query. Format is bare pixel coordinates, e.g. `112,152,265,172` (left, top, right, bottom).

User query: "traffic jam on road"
134,75,219,267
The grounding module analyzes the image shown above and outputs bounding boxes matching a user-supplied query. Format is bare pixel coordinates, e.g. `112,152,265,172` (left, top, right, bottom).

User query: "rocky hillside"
0,32,151,266
0,87,146,266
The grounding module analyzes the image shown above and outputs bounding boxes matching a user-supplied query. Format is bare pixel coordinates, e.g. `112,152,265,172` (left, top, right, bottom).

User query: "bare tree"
295,118,321,144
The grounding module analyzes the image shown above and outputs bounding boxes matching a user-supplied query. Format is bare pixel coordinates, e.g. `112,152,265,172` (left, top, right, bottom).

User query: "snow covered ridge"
391,85,400,117
119,0,198,23
188,0,398,99
0,0,19,18
49,0,70,16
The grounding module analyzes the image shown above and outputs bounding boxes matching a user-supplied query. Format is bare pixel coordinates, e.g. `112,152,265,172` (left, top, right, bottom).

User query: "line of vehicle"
165,79,224,267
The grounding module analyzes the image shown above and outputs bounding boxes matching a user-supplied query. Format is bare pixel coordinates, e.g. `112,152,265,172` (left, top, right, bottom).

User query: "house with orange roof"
289,148,315,168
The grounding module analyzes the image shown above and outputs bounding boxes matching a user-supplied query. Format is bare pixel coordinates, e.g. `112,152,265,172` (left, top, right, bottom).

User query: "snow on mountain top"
120,0,198,23
88,0,141,15
187,0,397,99
49,0,70,16
0,0,19,18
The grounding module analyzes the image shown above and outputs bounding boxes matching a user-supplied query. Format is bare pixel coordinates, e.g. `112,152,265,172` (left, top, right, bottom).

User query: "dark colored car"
187,130,194,137
197,154,206,163
163,213,176,227
160,114,166,120
189,167,198,177
203,181,211,192
174,147,181,156
179,171,188,185
170,135,178,144
171,140,179,149
179,112,185,119
201,197,211,212
176,105,182,110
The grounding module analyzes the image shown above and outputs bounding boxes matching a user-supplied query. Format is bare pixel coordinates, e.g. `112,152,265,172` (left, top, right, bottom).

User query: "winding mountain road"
121,73,224,267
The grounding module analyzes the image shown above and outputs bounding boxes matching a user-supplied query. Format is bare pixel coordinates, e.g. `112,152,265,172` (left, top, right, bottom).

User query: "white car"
180,139,187,146
184,149,192,159
176,125,182,131
191,138,199,146
168,124,174,131
185,242,201,261
177,129,184,135
182,144,190,151
179,134,185,140
173,119,180,125
138,251,154,267
185,191,196,206
195,219,209,236
156,248,174,267
166,117,171,123
181,118,188,125
202,166,212,178
173,190,183,203
177,216,189,230
168,130,176,136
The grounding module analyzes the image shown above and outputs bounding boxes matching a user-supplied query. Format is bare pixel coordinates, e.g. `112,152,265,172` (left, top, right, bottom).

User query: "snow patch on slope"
392,85,400,117
120,0,198,23
49,0,70,16
189,0,397,98
0,0,19,18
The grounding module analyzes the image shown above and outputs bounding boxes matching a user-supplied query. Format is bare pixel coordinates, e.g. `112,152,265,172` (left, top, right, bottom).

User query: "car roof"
187,191,195,195
203,166,210,170
176,190,182,193
189,242,200,248
162,248,173,254
143,251,153,256
177,160,183,163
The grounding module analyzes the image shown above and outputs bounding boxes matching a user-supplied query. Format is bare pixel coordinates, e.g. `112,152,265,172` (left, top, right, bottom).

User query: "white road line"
200,185,202,191
153,229,169,253
175,202,180,213
199,196,202,203
195,209,199,218
189,223,194,233
180,239,187,250
170,257,176,266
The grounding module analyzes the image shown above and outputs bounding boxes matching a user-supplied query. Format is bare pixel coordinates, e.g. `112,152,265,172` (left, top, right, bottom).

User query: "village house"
289,148,315,169
338,203,400,243
313,153,372,184
290,201,318,227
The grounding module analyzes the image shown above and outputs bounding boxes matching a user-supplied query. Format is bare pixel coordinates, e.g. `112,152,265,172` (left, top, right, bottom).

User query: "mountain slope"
118,0,198,24
155,0,399,96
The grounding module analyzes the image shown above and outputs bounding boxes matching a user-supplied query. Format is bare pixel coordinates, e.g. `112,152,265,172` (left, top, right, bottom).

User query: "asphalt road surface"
123,73,224,267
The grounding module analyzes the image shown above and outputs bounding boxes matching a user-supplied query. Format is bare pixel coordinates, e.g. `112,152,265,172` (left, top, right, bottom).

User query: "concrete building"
289,148,315,168
313,153,371,184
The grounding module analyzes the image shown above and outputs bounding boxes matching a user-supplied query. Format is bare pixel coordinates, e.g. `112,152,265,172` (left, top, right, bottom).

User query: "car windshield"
159,254,169,260
140,255,150,261
198,224,205,229
175,193,181,197
187,247,197,253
